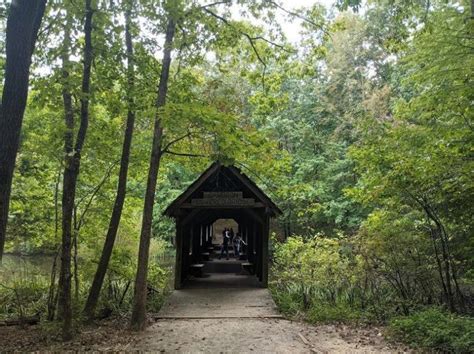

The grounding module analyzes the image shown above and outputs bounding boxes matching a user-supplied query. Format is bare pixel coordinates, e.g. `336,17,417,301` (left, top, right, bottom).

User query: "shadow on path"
156,273,281,319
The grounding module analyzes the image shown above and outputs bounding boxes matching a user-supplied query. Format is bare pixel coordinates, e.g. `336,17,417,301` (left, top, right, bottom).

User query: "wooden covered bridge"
164,162,281,289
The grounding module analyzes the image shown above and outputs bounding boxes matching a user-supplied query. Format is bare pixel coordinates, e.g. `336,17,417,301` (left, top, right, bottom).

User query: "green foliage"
388,308,474,353
272,236,361,302
308,303,362,323
0,258,50,320
0,238,173,322
357,209,438,313
146,256,173,312
271,235,366,323
1,0,473,350
349,2,474,313
271,286,305,317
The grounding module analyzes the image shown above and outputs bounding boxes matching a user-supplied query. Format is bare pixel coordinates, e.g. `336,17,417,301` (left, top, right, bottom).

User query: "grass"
307,303,363,323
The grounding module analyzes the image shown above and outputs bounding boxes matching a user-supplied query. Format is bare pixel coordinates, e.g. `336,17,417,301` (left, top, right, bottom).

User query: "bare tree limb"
203,8,269,88
197,0,232,10
249,35,292,52
182,0,232,19
74,160,119,232
265,0,331,38
161,132,192,153
163,150,207,158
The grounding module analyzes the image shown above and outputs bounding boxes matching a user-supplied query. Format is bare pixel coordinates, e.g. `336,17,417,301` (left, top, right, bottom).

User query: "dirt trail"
0,275,406,352
131,317,399,353
124,276,403,353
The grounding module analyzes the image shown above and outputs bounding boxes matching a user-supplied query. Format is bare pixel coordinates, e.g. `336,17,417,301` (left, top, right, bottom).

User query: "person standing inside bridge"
230,227,235,243
219,228,230,260
233,233,247,259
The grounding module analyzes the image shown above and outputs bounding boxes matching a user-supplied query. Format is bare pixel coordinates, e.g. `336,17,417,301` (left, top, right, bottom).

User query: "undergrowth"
388,308,474,353
270,235,474,352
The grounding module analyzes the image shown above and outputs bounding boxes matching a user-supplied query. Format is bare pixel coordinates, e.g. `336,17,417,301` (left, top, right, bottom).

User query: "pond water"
0,252,175,286
0,254,55,282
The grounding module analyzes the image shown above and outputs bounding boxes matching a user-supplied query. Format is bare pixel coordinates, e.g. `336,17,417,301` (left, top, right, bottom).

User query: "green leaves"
272,234,363,315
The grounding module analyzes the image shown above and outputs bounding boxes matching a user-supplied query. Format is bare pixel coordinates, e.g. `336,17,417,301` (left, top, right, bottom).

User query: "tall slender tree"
57,0,94,340
0,0,47,262
84,0,137,319
130,10,176,331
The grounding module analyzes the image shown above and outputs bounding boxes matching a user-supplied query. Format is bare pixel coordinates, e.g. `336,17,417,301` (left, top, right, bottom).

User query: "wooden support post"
256,225,262,282
255,220,260,280
174,218,183,289
253,221,257,256
247,221,254,263
202,225,205,248
241,223,246,257
261,211,270,287
189,225,193,261
200,225,203,247
182,226,191,283
192,224,200,262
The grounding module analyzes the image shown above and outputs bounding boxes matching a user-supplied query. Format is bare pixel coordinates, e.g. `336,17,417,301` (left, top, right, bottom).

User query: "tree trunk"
73,228,79,302
427,207,457,311
47,247,60,321
417,196,456,312
56,11,74,328
130,16,176,331
46,169,61,321
0,0,47,262
84,1,137,319
57,0,94,341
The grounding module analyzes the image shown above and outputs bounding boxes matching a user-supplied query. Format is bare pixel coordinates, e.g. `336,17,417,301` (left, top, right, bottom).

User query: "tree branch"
197,0,232,10
249,35,292,53
161,132,192,153
183,0,232,18
265,0,331,38
163,150,207,158
74,160,119,231
203,8,270,89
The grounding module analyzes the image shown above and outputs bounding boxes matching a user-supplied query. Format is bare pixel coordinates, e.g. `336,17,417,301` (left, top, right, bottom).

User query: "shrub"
388,308,474,353
272,235,362,307
270,285,305,317
271,235,368,323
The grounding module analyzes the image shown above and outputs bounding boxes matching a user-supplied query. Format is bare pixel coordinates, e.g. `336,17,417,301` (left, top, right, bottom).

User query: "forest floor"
0,277,409,352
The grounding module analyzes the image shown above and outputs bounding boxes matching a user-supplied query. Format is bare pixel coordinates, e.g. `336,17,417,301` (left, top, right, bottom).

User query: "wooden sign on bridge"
190,192,257,207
